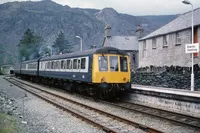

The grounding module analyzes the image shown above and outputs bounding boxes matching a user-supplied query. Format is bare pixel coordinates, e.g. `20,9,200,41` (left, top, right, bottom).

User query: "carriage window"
120,57,128,72
22,64,26,69
63,60,66,69
28,63,37,69
66,60,70,69
61,60,64,69
53,61,55,69
99,56,108,71
81,58,86,69
70,60,73,69
48,62,51,69
57,61,60,69
73,60,76,69
55,61,57,69
110,56,118,71
51,62,53,69
73,59,78,69
57,61,59,69
40,62,42,69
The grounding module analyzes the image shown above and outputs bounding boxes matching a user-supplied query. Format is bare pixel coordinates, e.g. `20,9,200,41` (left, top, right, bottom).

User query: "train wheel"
76,85,80,93
100,88,108,100
70,83,76,93
63,83,68,91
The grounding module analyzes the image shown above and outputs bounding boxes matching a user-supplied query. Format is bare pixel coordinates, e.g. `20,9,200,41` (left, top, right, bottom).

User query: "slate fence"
131,65,200,90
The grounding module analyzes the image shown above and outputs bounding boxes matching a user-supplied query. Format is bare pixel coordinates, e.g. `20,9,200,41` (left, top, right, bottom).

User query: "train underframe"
16,74,130,100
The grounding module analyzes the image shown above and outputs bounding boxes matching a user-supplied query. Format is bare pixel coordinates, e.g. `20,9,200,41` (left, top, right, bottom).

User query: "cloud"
1,0,200,15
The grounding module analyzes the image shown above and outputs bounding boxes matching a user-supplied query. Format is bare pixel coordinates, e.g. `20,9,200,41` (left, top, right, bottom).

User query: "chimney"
104,24,111,38
135,24,144,38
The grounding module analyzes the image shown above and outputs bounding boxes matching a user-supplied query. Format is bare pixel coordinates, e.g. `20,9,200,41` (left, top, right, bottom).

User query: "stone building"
139,8,200,67
103,25,139,70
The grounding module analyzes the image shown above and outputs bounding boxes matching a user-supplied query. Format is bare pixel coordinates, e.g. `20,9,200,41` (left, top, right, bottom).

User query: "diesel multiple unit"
14,47,131,99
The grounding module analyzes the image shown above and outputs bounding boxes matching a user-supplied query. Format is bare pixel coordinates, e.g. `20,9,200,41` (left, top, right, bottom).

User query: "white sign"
185,43,199,53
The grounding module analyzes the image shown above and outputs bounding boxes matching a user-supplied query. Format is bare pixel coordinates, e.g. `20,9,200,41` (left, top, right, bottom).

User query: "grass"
0,113,20,133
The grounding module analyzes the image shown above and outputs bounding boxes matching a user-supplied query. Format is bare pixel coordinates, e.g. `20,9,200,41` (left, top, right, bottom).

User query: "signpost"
185,43,199,91
185,43,199,53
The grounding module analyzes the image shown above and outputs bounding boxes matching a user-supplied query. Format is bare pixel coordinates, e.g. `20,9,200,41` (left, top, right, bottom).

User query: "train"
14,47,131,99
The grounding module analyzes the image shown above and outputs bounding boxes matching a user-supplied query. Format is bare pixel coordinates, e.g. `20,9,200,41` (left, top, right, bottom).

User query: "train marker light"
101,77,105,82
123,77,126,81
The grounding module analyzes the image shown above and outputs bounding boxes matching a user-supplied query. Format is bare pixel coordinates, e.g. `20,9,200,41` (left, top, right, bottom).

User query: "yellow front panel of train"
92,54,130,83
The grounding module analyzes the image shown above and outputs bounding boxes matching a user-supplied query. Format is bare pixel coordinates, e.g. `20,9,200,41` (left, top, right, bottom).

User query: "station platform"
131,84,200,103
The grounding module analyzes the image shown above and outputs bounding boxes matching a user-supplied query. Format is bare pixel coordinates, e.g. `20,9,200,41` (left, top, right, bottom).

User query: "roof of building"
139,7,200,41
103,36,138,51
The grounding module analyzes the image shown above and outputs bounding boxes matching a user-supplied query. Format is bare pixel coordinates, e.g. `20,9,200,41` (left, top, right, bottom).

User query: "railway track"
109,101,200,129
74,95,200,130
6,77,163,133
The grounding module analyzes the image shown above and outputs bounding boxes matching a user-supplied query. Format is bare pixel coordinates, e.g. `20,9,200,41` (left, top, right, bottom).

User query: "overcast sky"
1,0,200,15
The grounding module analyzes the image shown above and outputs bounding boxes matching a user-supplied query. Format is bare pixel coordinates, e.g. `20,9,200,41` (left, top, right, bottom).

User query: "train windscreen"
120,57,128,72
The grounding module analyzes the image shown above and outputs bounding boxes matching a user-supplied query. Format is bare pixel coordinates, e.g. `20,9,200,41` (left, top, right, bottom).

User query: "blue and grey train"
14,47,131,99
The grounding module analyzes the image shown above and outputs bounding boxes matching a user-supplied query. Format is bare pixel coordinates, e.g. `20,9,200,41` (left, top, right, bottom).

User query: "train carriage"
14,47,131,99
39,49,92,83
20,59,39,77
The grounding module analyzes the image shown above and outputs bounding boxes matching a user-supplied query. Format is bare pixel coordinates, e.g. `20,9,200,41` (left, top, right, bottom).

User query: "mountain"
0,0,177,64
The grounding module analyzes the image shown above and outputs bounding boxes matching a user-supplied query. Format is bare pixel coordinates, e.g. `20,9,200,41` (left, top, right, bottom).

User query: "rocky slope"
0,0,176,64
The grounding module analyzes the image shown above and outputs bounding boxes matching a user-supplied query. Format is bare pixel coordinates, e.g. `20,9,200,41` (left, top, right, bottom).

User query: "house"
103,25,139,70
139,8,200,67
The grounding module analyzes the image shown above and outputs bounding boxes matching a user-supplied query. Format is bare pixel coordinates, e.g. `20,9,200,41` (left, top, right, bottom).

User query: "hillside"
0,0,176,64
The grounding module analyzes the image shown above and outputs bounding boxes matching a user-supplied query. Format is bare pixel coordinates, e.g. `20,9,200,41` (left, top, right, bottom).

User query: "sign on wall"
185,43,199,54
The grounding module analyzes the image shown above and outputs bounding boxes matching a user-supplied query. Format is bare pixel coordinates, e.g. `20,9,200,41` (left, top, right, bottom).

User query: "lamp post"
182,0,194,91
76,36,82,51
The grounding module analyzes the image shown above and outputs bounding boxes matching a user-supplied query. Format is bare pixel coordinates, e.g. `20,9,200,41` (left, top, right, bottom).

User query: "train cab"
91,47,131,98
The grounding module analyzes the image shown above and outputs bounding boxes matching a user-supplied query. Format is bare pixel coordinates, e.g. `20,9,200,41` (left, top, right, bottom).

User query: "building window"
152,38,156,49
163,35,169,47
142,40,147,58
175,32,181,45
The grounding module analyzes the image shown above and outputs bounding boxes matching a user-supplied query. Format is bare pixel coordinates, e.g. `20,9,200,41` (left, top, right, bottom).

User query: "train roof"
40,47,128,61
21,58,40,64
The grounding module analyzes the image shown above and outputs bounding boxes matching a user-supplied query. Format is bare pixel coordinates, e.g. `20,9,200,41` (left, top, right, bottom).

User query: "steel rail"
7,78,117,133
114,101,200,129
8,77,163,133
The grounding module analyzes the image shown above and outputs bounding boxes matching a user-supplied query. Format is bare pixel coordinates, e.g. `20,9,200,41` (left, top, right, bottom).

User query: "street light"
76,36,82,51
182,0,194,91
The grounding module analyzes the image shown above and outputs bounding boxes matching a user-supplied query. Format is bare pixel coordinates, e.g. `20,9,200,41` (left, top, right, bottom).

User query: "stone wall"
131,65,200,90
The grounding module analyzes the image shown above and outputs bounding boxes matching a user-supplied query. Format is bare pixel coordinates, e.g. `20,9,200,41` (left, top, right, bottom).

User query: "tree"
18,29,43,61
39,46,52,57
53,31,72,54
